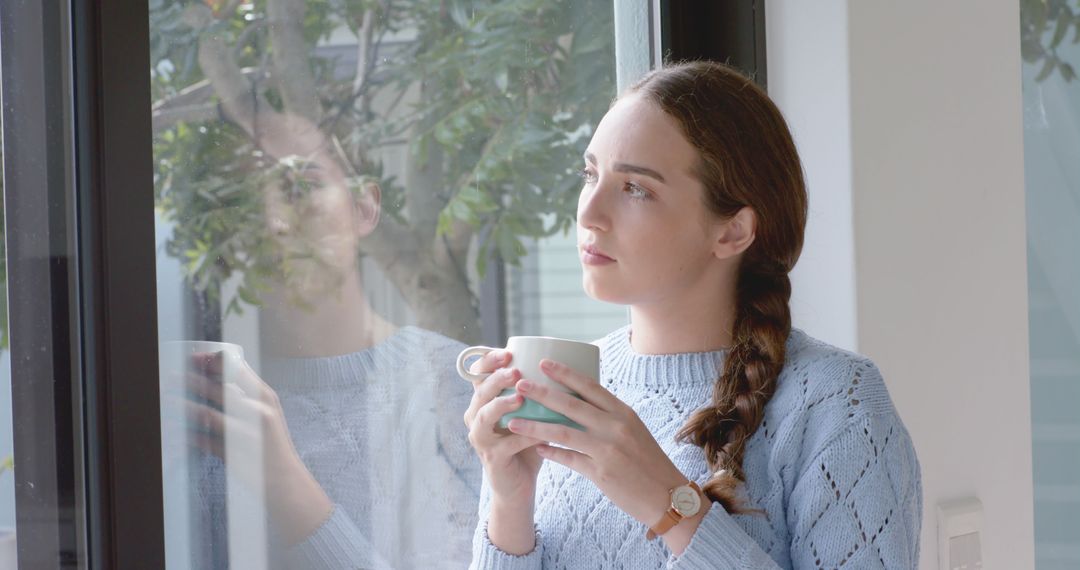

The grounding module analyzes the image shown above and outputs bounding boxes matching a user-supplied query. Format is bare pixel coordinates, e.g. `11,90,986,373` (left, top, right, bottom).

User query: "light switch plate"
937,497,984,570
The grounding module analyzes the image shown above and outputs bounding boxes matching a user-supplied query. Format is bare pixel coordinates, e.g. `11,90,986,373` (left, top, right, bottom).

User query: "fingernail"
517,380,533,392
540,359,555,370
507,419,522,431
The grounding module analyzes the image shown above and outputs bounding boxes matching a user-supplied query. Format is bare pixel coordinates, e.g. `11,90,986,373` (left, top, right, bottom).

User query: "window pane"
0,112,16,568
1021,2,1080,567
149,1,616,566
2,0,91,561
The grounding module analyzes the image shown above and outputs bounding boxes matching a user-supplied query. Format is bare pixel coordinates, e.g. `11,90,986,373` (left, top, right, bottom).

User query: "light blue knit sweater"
471,326,922,569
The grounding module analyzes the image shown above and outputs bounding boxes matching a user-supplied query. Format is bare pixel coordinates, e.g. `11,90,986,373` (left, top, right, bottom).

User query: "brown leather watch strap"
645,481,702,540
645,510,683,540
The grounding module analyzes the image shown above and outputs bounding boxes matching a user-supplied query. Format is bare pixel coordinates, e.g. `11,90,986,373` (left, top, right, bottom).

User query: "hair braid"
628,60,806,514
676,266,791,513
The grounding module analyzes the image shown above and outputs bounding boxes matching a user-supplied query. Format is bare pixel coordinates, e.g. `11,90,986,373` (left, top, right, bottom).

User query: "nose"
577,176,611,233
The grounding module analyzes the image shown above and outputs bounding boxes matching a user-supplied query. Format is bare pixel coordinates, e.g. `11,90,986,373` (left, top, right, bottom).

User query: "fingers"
478,368,521,401
181,371,224,410
534,444,589,473
464,368,520,427
468,393,547,465
184,398,225,435
507,418,588,454
492,433,546,458
178,389,266,436
514,378,598,429
469,349,512,376
188,353,273,406
189,351,225,375
468,392,525,448
540,359,618,412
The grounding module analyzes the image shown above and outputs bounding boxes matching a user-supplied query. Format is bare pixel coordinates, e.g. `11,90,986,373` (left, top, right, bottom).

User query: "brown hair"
626,61,808,513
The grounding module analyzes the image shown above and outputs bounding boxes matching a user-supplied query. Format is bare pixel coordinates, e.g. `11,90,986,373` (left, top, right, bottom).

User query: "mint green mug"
456,336,600,430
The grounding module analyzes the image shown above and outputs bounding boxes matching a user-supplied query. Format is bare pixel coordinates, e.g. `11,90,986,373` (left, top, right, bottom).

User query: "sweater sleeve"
469,471,544,570
285,504,392,569
669,409,921,569
435,348,485,566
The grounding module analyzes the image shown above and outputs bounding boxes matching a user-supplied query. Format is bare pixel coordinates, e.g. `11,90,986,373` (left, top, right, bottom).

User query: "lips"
580,243,616,264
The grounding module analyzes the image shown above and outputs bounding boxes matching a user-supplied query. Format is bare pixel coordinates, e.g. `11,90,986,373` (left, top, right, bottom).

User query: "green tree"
149,0,615,344
1022,0,1080,81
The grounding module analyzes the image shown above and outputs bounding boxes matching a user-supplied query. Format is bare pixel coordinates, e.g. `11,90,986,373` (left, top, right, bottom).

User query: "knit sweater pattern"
471,326,922,570
190,326,481,569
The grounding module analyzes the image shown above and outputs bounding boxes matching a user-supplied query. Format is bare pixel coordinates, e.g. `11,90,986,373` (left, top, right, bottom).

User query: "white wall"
766,0,858,352
769,0,1035,568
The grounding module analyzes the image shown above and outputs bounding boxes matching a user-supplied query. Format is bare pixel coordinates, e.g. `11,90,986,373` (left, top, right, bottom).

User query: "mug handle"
456,346,497,383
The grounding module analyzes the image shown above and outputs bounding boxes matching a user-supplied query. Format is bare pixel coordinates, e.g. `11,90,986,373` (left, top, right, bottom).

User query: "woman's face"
260,115,379,300
577,94,723,306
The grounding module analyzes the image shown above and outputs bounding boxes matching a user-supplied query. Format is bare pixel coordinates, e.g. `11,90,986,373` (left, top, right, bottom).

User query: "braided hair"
626,61,808,513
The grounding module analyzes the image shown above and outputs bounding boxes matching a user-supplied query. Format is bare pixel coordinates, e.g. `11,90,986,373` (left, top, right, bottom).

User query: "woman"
171,113,480,569
464,61,922,569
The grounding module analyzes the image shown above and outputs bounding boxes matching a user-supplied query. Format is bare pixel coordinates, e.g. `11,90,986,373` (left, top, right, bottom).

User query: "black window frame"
2,0,164,567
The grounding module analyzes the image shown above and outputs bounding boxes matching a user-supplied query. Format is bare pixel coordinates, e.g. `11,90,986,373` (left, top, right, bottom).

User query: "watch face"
672,485,701,516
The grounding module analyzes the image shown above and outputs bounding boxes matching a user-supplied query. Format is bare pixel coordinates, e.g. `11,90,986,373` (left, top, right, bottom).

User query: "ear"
353,181,382,238
712,206,756,260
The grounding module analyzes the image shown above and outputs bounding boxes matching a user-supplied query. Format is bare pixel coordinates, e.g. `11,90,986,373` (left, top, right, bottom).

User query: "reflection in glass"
0,110,16,568
150,0,615,567
1021,1,1080,568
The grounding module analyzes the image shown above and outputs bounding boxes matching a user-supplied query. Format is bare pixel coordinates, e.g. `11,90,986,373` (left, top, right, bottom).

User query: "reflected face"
259,115,377,299
576,95,720,306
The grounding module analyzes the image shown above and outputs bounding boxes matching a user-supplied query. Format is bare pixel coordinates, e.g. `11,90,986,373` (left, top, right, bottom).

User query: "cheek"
626,236,704,291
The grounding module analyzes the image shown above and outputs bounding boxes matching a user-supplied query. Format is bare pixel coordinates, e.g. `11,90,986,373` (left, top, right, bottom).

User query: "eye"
624,181,651,200
579,167,598,185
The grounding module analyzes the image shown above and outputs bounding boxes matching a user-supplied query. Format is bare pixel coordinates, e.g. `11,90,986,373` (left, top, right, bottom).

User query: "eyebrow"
584,151,667,184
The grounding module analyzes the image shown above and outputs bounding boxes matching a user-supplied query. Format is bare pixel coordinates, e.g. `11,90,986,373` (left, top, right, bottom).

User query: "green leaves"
399,0,613,266
147,0,615,315
1052,7,1072,48
1021,0,1080,83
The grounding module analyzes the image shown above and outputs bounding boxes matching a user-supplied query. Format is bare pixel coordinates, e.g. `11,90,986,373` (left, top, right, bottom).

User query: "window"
1021,2,1080,567
148,1,621,566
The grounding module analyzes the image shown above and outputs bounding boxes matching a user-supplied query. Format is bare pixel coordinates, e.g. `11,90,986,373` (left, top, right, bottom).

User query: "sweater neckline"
621,326,732,358
259,326,421,391
602,325,730,391
602,326,808,391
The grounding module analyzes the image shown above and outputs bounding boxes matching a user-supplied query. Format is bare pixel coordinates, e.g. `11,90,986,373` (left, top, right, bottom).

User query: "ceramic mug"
456,336,600,430
158,341,269,570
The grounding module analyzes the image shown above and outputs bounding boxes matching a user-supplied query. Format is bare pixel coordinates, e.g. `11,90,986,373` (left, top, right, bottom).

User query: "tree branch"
152,103,219,132
189,4,270,137
266,0,322,122
352,8,376,100
152,68,268,116
356,216,422,279
436,218,475,275
151,67,272,133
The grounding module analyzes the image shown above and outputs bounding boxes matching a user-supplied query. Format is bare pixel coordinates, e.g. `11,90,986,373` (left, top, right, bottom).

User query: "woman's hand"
175,351,333,545
463,350,547,506
504,360,702,541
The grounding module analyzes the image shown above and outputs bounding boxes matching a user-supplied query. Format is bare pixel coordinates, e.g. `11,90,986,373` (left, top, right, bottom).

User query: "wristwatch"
646,480,703,540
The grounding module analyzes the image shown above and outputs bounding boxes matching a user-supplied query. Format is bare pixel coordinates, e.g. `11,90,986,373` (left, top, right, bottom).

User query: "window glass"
1021,1,1080,567
0,110,16,568
149,1,617,566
